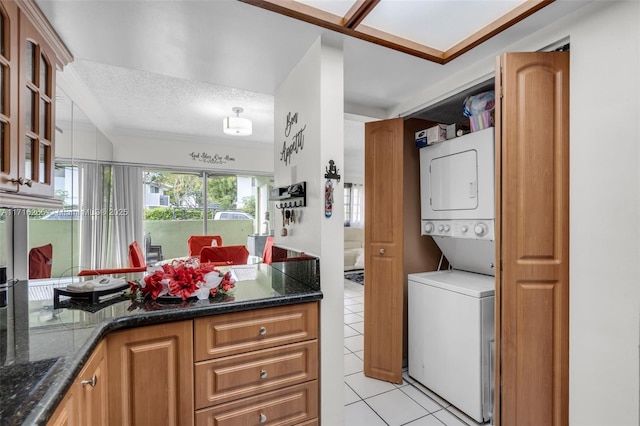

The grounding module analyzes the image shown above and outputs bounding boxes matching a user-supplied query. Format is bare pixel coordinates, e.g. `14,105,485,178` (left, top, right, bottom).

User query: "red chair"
200,245,249,265
187,235,223,257
78,242,147,276
29,243,53,279
129,241,145,267
262,236,274,265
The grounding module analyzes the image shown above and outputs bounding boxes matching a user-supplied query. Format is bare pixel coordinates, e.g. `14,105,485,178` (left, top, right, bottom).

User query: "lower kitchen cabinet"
77,339,109,425
106,320,194,426
194,340,318,408
47,339,108,426
194,381,318,426
47,302,319,426
193,302,319,425
46,387,77,426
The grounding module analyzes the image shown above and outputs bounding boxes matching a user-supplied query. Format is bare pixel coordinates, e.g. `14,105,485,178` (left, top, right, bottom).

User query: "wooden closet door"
496,51,569,426
363,117,404,383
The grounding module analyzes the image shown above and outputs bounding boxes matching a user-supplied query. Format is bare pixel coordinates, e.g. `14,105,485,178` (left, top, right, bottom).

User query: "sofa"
344,227,364,271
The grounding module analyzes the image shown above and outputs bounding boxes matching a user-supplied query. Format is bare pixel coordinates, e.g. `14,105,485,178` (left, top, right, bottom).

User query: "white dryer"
419,127,495,276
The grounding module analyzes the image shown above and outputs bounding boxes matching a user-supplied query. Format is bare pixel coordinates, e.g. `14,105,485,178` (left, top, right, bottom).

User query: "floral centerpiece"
126,258,235,301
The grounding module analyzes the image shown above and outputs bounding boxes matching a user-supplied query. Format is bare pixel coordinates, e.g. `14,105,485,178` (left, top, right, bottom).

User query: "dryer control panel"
422,219,494,240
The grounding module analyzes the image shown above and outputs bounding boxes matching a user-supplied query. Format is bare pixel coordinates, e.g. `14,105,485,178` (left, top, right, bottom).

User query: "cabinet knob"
379,248,385,254
259,413,267,423
260,369,268,379
259,326,267,336
81,375,97,388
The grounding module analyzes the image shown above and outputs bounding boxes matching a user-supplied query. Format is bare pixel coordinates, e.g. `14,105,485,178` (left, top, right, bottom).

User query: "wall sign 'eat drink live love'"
280,112,306,166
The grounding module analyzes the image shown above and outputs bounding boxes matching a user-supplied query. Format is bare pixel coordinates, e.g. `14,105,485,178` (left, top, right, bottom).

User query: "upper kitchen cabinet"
0,0,72,205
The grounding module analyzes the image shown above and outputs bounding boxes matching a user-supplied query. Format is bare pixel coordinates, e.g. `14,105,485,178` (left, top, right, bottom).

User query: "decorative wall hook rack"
275,200,305,209
269,181,307,208
324,160,340,182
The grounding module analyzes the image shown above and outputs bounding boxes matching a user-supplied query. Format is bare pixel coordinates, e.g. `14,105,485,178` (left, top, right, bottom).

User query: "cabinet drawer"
194,302,318,361
195,381,318,426
195,340,318,409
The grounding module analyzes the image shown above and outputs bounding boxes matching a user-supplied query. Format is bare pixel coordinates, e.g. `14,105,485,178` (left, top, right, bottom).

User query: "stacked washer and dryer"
408,127,495,424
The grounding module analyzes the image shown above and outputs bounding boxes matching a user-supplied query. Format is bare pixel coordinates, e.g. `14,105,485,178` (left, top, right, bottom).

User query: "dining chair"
188,235,223,257
129,241,145,267
200,245,249,265
77,241,147,276
29,243,53,279
262,236,274,265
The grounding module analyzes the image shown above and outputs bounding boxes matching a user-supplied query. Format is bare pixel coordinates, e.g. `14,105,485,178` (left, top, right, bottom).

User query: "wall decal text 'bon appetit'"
280,112,306,166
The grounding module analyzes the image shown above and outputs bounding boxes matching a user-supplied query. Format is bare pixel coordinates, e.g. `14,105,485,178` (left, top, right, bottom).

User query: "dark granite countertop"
0,259,322,425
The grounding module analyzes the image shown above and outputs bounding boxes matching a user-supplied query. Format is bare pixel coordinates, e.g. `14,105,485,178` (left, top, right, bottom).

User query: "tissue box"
426,124,447,144
415,129,428,148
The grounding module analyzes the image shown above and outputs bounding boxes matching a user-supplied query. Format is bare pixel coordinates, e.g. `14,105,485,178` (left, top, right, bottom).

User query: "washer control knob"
438,225,444,232
461,226,468,233
474,223,488,236
444,225,450,232
423,222,434,233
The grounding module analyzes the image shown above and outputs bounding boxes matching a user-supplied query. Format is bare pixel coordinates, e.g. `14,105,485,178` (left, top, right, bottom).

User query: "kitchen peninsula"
0,250,322,425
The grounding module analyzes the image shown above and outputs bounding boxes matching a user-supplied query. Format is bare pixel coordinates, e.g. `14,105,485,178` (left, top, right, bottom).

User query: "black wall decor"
280,111,306,166
324,160,340,182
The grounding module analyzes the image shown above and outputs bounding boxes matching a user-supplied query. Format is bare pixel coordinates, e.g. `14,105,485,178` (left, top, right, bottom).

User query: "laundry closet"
364,51,570,426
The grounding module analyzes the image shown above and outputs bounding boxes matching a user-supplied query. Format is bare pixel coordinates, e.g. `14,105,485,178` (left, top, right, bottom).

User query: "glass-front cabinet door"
17,11,55,197
0,1,18,193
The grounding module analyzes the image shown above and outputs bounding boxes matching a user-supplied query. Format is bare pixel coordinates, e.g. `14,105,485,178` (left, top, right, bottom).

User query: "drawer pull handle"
379,248,385,254
260,369,268,379
259,326,267,336
260,413,267,423
81,375,97,388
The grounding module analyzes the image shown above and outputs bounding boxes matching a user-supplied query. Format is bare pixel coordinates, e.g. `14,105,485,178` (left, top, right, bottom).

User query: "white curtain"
110,165,144,267
78,163,143,269
350,183,364,227
78,162,111,269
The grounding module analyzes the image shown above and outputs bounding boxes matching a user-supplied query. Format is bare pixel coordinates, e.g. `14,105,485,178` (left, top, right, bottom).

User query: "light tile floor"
343,277,485,426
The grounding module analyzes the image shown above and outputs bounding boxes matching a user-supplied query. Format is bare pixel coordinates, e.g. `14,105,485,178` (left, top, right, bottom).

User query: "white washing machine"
408,270,494,423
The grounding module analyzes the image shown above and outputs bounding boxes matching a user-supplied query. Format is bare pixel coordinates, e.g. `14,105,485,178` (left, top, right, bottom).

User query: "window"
344,182,364,227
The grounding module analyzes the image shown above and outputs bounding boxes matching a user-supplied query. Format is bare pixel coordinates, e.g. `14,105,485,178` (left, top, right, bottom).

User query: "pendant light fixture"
223,107,252,136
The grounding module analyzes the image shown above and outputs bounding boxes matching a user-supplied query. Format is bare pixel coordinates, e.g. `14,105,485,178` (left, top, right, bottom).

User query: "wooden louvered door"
495,51,570,426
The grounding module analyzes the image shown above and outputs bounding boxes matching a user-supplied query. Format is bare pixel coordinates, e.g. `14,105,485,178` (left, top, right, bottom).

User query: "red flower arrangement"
127,259,235,301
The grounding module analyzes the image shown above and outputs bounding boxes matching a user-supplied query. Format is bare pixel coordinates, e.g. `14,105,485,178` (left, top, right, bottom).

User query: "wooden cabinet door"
107,320,194,426
77,340,109,426
47,386,78,426
363,117,404,383
496,51,569,426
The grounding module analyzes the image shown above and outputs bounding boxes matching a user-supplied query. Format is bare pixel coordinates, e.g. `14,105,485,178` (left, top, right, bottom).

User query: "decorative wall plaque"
189,152,236,165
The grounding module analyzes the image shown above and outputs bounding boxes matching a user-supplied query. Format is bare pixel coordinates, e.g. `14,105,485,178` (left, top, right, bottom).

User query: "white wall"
274,36,345,425
566,2,639,424
392,2,640,424
109,133,273,174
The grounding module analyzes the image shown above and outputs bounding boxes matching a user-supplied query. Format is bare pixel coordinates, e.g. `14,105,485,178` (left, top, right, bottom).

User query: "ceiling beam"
239,0,556,65
239,0,445,62
444,0,556,63
342,0,380,30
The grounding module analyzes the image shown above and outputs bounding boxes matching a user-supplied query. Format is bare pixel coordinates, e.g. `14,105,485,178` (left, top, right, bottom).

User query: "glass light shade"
223,116,252,136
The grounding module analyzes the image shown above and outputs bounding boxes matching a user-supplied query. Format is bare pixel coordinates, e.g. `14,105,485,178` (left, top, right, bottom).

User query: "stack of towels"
66,276,127,292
